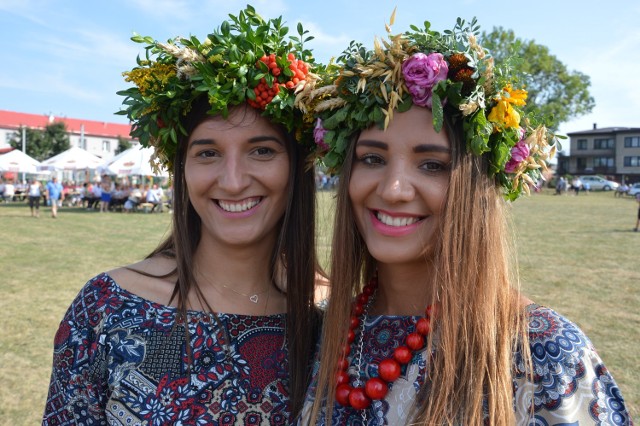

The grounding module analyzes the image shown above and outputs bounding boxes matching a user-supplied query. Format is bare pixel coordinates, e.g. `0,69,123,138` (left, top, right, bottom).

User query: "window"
624,156,640,167
593,138,614,149
624,136,640,148
577,157,587,169
577,139,588,150
102,140,111,152
593,157,614,167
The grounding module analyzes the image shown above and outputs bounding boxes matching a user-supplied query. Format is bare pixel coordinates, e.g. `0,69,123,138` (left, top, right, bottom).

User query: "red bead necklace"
335,276,436,410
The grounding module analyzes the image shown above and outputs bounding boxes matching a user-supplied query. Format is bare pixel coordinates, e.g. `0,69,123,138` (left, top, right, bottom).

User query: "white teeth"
218,198,260,212
376,211,420,227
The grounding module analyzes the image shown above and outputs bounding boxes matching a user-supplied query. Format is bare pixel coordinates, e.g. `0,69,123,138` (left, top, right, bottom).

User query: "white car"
578,175,620,191
628,183,640,197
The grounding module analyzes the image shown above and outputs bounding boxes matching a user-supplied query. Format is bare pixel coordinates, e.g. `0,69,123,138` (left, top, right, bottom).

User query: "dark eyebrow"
413,144,451,154
356,139,451,154
189,135,284,148
356,140,388,150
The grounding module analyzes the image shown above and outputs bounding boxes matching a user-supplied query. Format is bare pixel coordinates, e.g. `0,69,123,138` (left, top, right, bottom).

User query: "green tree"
481,28,594,131
9,122,71,161
115,136,132,155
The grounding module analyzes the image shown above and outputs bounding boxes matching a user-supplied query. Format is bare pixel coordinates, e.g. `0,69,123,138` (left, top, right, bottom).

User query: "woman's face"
184,107,290,250
349,105,451,266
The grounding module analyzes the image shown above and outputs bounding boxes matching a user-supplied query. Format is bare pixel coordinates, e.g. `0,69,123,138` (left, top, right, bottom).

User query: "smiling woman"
298,13,633,426
42,6,325,425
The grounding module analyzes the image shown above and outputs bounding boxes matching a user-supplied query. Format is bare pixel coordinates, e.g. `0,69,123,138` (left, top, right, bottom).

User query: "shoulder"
107,255,178,307
516,304,634,426
524,304,595,358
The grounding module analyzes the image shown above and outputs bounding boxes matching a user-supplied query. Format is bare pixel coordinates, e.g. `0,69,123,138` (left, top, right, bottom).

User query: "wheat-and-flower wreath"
116,5,325,174
303,11,560,200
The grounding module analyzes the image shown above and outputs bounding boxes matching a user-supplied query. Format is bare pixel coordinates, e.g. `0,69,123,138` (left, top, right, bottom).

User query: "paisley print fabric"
43,273,290,425
298,305,633,425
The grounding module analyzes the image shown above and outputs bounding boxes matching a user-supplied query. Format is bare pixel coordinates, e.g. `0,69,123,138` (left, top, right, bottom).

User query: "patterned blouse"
43,273,290,425
298,305,634,425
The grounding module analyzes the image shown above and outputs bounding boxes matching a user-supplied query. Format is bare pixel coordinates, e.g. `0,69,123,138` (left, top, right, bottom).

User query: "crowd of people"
0,175,172,214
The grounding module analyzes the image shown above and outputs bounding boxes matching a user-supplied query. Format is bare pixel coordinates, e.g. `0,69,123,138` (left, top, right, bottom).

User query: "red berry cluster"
247,53,310,110
335,277,436,410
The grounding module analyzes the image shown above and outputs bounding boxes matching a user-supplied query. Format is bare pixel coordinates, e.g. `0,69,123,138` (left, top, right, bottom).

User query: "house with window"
558,124,640,184
0,109,133,161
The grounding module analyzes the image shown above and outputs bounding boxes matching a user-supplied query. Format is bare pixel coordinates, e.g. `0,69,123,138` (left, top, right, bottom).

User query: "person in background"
300,15,633,425
27,178,42,217
43,6,324,424
99,174,112,213
145,183,164,212
2,179,15,202
88,181,102,210
45,176,63,218
571,176,582,195
123,183,143,212
634,190,640,232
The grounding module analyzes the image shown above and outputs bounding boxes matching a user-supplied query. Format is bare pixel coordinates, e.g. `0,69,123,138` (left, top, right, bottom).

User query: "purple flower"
504,138,530,173
402,52,449,108
313,118,329,151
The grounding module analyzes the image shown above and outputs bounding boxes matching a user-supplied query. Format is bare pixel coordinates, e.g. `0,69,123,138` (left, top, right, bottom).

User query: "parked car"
628,183,640,197
578,175,620,191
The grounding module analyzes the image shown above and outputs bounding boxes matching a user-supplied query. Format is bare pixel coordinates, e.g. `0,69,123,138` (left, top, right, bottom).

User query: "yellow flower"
504,84,527,106
123,63,176,96
488,100,521,129
488,85,527,129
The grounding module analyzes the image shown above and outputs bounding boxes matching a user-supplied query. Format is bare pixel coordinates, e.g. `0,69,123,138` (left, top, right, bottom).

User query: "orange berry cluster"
247,53,310,110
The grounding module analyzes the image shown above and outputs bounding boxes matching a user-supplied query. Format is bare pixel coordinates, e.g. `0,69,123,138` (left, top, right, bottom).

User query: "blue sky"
2,0,639,141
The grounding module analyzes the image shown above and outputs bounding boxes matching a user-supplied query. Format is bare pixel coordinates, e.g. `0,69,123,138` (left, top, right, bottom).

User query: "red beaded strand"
335,277,436,410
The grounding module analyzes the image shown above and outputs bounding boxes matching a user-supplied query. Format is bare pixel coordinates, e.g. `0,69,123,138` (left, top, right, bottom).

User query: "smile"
217,197,262,213
375,210,423,227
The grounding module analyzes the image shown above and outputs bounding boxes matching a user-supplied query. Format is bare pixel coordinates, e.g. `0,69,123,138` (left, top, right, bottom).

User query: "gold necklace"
220,283,271,304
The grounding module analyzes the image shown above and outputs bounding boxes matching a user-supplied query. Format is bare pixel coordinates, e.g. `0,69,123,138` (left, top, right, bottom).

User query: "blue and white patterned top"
43,273,290,425
299,305,633,425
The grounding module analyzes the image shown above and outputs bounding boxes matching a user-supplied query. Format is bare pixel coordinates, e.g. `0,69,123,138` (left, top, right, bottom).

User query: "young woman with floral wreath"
298,13,634,426
43,6,325,425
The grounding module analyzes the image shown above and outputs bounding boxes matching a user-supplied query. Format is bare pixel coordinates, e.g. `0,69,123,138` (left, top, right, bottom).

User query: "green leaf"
322,107,349,129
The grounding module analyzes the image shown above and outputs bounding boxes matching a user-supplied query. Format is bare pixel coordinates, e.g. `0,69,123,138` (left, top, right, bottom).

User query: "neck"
370,262,436,316
193,237,276,295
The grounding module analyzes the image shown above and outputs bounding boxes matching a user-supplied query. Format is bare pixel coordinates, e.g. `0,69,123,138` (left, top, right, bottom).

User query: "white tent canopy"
99,145,168,177
39,146,103,171
0,149,42,174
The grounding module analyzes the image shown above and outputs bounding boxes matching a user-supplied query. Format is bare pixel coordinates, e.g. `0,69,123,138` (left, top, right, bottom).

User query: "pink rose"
402,52,449,108
313,118,329,151
504,139,530,173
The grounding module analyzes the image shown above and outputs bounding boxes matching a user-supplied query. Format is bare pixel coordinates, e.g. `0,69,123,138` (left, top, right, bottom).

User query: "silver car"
578,175,620,191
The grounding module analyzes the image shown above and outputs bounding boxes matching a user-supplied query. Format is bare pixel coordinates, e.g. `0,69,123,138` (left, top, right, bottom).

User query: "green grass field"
1,189,638,424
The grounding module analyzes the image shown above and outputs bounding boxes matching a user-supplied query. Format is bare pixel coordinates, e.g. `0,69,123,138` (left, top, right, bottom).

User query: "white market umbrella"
99,145,168,177
39,146,103,171
0,149,42,174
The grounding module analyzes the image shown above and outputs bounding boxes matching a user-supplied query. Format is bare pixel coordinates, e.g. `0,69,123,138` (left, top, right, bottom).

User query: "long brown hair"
147,97,321,418
309,115,531,424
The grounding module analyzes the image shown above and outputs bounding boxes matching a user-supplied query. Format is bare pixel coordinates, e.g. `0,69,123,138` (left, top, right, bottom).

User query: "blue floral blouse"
298,305,634,425
43,273,290,425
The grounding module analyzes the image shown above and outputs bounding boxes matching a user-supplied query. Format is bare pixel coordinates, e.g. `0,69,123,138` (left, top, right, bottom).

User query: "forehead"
358,106,450,149
189,109,285,142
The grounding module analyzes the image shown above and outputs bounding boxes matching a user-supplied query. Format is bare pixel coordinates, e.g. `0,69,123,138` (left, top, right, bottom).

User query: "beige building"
559,124,640,184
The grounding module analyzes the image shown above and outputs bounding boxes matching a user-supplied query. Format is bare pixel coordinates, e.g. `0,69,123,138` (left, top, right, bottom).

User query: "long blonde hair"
309,119,531,425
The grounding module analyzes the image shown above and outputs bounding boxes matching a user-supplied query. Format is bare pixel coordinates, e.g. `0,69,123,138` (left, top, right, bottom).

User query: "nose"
217,154,250,193
376,163,415,203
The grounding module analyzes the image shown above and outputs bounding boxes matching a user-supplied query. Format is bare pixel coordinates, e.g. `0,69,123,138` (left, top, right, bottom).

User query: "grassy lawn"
1,189,638,424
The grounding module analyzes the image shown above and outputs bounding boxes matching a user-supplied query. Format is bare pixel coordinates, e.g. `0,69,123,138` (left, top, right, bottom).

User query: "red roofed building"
0,109,134,159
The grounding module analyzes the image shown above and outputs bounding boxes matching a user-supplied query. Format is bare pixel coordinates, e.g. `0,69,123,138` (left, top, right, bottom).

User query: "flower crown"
116,6,323,173
306,14,558,200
